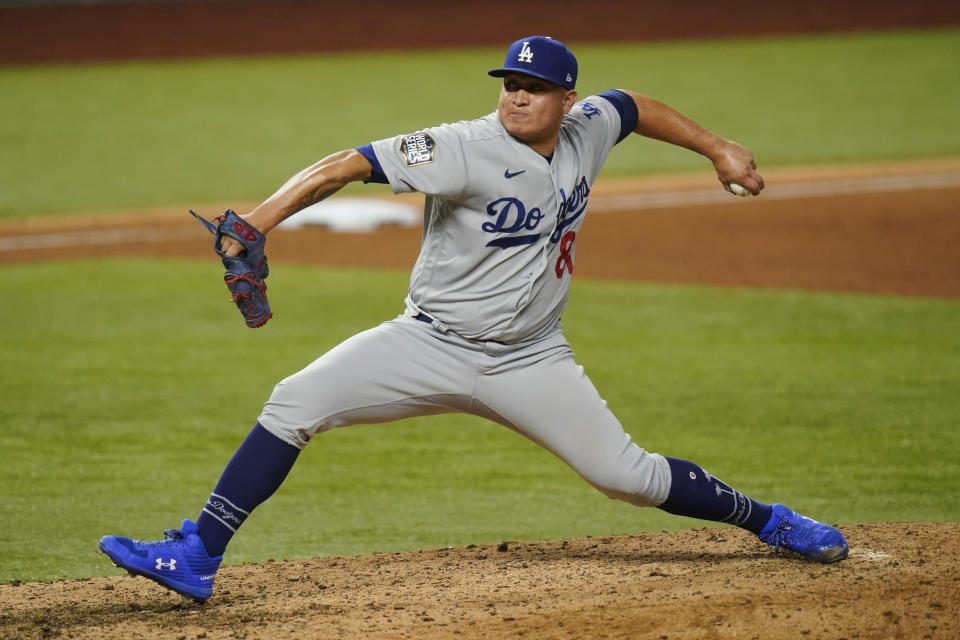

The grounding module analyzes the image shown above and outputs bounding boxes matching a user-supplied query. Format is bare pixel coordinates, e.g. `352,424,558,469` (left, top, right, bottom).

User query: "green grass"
2,259,958,582
1,28,958,218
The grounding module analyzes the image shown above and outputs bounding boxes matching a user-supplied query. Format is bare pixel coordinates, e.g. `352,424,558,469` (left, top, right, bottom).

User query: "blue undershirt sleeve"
355,143,389,184
597,90,639,144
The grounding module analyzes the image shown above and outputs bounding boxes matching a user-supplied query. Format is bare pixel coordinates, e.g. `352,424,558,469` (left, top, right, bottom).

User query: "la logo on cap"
518,41,534,63
487,35,578,90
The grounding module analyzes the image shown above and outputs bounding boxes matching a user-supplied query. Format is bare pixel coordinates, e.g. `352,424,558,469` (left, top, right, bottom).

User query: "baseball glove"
190,209,273,328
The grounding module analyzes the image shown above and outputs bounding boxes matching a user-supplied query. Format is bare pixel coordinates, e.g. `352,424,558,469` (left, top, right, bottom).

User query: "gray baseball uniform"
97,40,846,603
258,92,672,508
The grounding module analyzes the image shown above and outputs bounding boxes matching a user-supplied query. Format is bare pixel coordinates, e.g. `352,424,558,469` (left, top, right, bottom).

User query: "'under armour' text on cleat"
98,518,222,600
758,503,849,563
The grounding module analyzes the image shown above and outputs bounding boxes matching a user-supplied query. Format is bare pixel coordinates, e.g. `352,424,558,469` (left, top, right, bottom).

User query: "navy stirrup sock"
196,423,301,557
658,457,773,535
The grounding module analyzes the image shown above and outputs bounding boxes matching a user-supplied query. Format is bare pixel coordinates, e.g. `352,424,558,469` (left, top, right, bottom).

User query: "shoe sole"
98,543,211,601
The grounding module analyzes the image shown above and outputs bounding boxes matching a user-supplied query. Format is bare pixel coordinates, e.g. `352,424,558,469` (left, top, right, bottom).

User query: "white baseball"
729,182,750,197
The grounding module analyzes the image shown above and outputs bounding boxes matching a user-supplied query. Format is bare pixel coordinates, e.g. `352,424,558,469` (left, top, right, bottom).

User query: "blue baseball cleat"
758,503,849,563
99,518,222,601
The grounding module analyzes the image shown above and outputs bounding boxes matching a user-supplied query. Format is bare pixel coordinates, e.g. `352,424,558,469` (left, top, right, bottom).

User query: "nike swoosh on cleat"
504,169,526,179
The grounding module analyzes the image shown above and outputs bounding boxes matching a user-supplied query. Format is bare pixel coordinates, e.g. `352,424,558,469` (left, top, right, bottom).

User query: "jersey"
361,90,638,344
258,89,670,508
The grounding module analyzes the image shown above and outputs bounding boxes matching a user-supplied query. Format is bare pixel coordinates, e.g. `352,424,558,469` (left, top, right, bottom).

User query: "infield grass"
1,27,959,218
2,260,958,582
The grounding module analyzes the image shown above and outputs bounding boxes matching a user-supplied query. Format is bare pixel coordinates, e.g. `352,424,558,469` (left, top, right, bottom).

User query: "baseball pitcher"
100,36,848,601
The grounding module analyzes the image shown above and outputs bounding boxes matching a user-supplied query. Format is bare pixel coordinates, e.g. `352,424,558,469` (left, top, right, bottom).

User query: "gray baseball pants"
258,314,671,507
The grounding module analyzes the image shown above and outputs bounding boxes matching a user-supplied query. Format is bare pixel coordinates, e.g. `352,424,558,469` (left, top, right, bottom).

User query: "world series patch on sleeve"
400,132,436,166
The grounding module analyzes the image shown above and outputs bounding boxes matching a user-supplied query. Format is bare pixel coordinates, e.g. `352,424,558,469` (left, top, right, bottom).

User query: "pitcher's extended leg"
471,335,846,562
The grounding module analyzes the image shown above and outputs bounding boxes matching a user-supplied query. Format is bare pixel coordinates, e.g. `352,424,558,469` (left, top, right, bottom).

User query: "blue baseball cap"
488,36,578,90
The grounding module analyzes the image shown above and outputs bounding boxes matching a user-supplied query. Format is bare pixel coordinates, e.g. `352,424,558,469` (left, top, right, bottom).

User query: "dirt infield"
4,160,960,299
3,0,959,66
2,524,957,639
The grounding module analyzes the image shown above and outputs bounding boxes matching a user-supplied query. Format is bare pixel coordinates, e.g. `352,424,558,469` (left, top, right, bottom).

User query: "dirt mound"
1,523,956,639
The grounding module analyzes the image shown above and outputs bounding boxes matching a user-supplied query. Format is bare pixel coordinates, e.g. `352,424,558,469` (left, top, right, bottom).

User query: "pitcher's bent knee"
257,375,326,450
